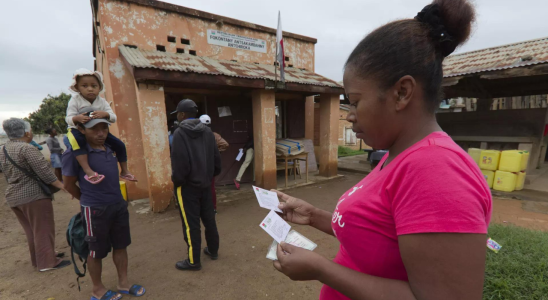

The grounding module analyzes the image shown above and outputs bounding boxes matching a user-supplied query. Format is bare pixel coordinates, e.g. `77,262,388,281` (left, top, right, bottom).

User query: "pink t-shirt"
320,132,492,300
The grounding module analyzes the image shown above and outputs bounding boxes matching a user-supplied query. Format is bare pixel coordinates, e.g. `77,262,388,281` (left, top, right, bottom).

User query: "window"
167,36,176,43
176,48,185,53
156,45,166,52
181,38,190,45
345,128,357,145
189,50,197,56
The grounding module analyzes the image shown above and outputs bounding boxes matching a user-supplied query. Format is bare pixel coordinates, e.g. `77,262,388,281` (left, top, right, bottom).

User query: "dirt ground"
1,172,548,300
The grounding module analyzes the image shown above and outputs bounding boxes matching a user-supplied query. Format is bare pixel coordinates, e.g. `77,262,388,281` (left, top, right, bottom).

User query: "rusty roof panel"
119,46,342,88
443,37,548,77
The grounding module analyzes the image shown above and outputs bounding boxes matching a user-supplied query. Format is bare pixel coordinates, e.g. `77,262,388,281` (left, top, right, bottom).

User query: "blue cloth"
62,144,124,207
29,140,43,150
169,134,173,147
63,136,71,149
50,153,62,168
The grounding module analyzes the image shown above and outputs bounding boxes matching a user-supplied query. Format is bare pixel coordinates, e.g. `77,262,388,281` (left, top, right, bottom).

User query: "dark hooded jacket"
171,119,221,188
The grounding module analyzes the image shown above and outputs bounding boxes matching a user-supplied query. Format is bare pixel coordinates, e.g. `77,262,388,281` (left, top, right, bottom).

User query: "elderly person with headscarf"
0,118,70,272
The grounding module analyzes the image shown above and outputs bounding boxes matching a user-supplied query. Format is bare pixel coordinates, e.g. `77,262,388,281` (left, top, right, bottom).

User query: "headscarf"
68,68,105,94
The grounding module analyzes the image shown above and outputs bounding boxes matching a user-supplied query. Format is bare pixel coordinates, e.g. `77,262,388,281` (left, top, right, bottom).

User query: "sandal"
120,174,138,182
84,173,105,184
119,284,146,297
91,290,122,300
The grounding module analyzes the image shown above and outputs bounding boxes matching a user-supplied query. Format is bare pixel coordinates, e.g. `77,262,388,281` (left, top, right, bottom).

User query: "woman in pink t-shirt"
272,0,492,299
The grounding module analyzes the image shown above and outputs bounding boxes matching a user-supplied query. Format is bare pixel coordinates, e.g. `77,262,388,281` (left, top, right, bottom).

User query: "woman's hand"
72,113,91,124
273,242,328,281
274,190,317,226
90,111,109,119
51,180,67,193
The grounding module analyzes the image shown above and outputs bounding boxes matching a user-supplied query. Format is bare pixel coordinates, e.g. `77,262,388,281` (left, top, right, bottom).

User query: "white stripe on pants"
236,148,254,181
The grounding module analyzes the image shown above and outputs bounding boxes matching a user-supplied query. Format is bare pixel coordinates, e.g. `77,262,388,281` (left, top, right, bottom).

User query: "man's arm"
171,133,190,187
63,175,81,200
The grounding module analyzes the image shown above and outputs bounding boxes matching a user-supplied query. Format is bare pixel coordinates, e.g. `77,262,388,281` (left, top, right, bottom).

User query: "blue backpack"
66,212,88,291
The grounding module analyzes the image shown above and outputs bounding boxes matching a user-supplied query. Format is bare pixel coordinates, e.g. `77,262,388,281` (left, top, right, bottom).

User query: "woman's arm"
275,233,486,300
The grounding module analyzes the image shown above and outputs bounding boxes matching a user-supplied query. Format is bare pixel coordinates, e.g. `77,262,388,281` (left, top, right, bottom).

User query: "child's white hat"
69,68,105,94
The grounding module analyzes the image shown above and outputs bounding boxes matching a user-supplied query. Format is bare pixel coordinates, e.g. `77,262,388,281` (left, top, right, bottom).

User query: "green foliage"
25,93,71,134
483,224,548,299
338,146,364,157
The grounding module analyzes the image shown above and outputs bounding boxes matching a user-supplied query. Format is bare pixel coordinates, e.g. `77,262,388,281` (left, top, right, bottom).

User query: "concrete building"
441,37,548,175
313,104,365,152
90,0,344,211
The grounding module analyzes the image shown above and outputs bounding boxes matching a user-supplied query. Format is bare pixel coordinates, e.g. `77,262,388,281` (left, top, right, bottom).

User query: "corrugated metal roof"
443,37,548,78
119,46,342,88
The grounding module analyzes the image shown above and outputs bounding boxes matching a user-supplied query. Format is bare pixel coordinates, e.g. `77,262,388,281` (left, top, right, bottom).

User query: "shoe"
39,260,71,272
175,259,202,271
56,252,65,258
234,179,240,190
204,247,218,260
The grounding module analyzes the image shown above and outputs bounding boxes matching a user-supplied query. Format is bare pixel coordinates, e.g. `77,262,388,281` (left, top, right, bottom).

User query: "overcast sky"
0,0,546,132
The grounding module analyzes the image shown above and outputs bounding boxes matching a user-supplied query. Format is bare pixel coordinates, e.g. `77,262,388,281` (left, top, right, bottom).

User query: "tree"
25,93,71,134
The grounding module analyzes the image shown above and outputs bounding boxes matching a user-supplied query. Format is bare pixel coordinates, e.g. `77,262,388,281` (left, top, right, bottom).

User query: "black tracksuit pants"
175,185,219,265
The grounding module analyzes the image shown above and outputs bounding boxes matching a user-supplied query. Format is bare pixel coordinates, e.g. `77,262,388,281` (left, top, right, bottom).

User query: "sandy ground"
1,171,548,300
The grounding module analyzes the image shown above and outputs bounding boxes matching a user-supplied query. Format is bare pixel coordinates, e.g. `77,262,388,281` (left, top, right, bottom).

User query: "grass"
338,146,364,158
483,224,548,300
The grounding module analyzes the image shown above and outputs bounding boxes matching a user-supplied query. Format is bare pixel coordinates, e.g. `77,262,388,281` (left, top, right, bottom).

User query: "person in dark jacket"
170,99,221,271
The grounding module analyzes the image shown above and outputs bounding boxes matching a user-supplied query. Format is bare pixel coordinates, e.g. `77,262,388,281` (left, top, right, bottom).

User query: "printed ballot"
253,186,282,213
266,230,318,260
236,148,244,161
260,210,291,243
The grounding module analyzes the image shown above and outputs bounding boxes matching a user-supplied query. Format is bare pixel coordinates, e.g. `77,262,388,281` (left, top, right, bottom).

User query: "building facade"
91,0,344,211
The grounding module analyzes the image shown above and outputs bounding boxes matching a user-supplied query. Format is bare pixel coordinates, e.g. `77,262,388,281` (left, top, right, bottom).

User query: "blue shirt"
29,140,43,150
61,144,124,207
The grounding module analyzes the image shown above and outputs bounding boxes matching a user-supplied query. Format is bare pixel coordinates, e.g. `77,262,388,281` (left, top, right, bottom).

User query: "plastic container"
515,172,526,191
120,181,128,201
520,150,530,171
479,150,500,171
481,170,495,189
467,148,482,165
493,171,517,192
499,150,523,173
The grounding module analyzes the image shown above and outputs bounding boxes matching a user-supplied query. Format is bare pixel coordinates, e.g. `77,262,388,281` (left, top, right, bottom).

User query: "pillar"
252,90,277,190
319,93,340,177
135,83,173,212
305,96,315,140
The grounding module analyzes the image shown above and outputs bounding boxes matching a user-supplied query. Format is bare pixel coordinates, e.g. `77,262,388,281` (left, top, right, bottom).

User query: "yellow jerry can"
493,171,517,192
467,148,482,165
481,169,495,189
120,181,128,201
520,150,530,171
479,150,500,171
499,150,522,173
515,172,526,191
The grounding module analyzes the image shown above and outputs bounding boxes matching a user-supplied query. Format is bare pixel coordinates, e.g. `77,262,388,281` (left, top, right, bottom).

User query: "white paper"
259,210,290,243
218,106,232,117
236,148,244,161
266,230,318,260
253,186,282,213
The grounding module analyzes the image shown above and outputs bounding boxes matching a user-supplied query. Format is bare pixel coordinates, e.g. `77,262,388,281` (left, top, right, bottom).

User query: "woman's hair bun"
432,0,476,52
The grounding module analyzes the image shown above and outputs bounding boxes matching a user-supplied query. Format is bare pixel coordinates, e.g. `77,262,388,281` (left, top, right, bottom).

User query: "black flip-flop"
39,260,71,272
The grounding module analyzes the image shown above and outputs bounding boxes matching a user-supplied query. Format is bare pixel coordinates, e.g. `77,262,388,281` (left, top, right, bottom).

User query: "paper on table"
259,210,291,243
266,230,318,260
236,149,244,161
253,186,282,213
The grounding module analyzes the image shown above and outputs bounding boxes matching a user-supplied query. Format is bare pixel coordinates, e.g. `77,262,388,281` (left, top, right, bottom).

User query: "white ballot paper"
266,230,318,260
253,186,282,213
260,210,291,243
236,148,244,161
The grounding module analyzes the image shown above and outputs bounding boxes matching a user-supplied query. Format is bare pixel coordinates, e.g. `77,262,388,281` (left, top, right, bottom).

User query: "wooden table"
277,152,309,188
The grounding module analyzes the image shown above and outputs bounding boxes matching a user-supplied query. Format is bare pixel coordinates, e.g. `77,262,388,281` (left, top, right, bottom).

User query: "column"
135,83,173,212
319,93,340,177
252,90,277,190
305,96,315,140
